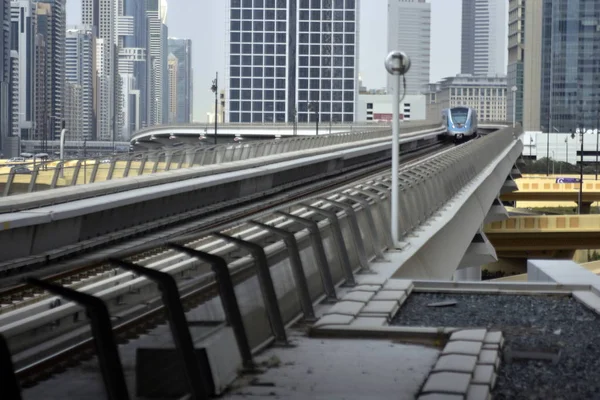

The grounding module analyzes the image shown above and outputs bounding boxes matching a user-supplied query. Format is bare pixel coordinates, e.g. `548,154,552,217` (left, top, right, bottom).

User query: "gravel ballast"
392,293,600,400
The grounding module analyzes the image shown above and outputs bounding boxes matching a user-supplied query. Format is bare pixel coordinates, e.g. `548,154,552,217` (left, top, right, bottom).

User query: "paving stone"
341,291,374,303
360,300,399,319
355,275,388,286
482,343,499,351
350,284,381,293
372,290,407,304
442,341,483,356
324,301,364,317
472,365,496,389
313,314,354,328
483,331,504,347
418,394,463,400
450,329,487,342
433,354,477,374
466,384,491,400
349,316,387,327
478,350,500,371
421,372,471,396
382,279,414,294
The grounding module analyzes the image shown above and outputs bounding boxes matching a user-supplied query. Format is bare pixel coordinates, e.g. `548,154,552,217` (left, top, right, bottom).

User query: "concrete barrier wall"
0,127,446,268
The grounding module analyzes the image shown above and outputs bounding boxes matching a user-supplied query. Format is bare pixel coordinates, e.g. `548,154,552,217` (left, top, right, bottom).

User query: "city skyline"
66,0,468,123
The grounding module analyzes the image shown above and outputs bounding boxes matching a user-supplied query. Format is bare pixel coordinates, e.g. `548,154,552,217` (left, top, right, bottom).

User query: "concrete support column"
454,266,482,281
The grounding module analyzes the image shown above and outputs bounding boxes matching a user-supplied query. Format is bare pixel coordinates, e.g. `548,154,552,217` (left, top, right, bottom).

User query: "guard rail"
0,122,438,198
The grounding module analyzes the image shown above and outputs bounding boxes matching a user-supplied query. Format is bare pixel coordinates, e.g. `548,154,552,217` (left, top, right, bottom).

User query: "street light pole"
511,86,517,128
594,112,600,180
572,128,585,214
211,72,218,145
385,50,411,249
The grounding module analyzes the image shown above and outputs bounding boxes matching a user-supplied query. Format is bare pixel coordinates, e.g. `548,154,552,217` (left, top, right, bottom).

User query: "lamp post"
211,72,218,145
307,102,319,136
596,112,600,180
571,127,587,214
511,86,517,128
384,50,411,248
551,150,555,175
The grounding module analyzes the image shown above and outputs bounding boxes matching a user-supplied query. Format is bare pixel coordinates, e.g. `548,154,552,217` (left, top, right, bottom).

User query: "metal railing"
0,122,441,198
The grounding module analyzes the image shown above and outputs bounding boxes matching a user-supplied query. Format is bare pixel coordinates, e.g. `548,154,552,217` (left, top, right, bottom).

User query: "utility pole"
211,72,218,145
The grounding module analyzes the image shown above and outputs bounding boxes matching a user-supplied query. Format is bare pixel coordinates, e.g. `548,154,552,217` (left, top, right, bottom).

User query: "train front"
447,107,472,142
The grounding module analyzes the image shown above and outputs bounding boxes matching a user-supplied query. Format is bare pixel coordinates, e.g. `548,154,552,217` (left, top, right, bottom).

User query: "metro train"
441,107,479,143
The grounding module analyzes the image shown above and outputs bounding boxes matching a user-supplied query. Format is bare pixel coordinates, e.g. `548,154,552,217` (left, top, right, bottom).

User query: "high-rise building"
168,37,192,123
146,0,168,126
82,0,117,141
425,74,507,122
0,0,10,154
10,0,36,140
226,0,360,124
34,33,48,141
65,26,95,141
36,0,65,141
387,0,430,95
524,0,600,132
461,0,507,77
9,50,18,138
167,53,177,123
123,0,148,130
506,0,524,125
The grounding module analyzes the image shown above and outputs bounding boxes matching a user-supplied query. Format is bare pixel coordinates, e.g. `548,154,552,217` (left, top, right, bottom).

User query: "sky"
66,0,465,123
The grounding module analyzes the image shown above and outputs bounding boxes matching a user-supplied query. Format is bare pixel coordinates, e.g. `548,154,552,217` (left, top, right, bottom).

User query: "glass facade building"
227,0,359,124
541,0,600,132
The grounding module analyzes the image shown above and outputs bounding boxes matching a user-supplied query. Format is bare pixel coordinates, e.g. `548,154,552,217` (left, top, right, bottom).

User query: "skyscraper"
34,33,48,141
167,53,177,123
168,37,192,123
36,0,65,141
64,26,95,141
226,0,360,124
0,0,10,154
146,0,168,126
537,0,599,131
387,0,430,95
461,0,507,77
10,0,36,140
506,0,523,125
123,0,148,129
82,0,116,141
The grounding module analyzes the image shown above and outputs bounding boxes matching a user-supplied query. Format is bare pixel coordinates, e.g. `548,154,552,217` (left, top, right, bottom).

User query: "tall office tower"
34,34,48,141
506,0,523,125
160,22,168,124
146,0,168,126
123,0,148,130
226,0,360,124
82,0,117,141
0,0,10,154
9,50,18,137
10,0,36,140
524,0,600,132
461,0,507,77
167,53,177,123
168,37,192,123
117,3,144,138
387,0,430,95
64,26,95,141
36,0,65,141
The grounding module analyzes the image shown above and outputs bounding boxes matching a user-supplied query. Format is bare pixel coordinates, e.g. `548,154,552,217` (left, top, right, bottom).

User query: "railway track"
4,141,453,387
0,140,449,308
